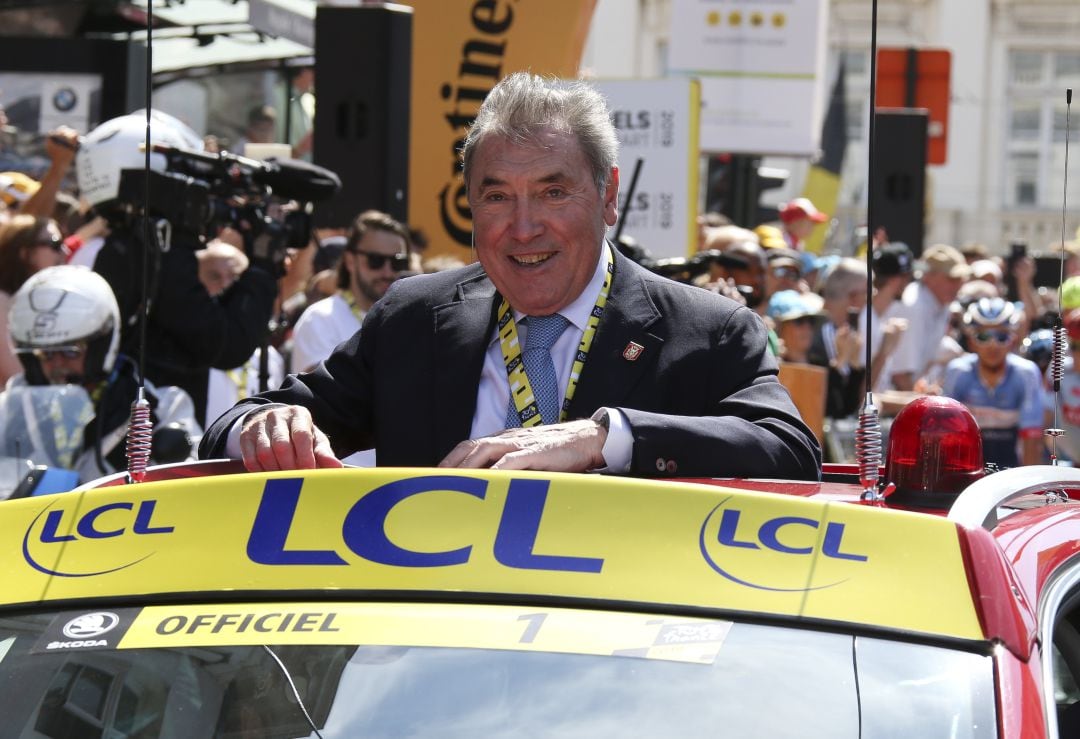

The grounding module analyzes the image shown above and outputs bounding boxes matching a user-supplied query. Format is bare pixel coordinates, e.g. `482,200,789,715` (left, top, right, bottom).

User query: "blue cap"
767,290,823,323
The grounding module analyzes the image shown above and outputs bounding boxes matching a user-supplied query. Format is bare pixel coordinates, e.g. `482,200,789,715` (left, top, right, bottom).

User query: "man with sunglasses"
764,248,804,299
941,297,1043,467
200,73,820,480
289,210,411,373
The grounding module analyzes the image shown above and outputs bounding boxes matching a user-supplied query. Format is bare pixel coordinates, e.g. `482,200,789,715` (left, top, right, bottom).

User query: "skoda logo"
62,612,120,639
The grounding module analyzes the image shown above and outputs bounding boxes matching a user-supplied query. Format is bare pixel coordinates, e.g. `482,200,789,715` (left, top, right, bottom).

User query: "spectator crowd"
688,203,1079,468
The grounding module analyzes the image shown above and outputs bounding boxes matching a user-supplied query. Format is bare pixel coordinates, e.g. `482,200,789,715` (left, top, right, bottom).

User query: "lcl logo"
698,498,868,592
23,499,174,577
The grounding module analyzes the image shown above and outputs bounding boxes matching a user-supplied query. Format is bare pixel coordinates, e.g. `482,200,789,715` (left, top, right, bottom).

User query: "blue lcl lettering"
717,509,759,549
342,476,487,567
822,523,867,562
38,500,174,543
246,476,606,573
247,478,348,565
758,516,816,555
493,479,603,573
716,507,867,562
40,510,75,543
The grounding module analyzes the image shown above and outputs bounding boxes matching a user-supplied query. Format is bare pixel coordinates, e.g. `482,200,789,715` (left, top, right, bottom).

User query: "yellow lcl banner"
407,0,597,260
3,468,983,642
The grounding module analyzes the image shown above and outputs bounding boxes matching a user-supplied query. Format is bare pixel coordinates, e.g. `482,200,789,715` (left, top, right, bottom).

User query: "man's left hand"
438,419,606,472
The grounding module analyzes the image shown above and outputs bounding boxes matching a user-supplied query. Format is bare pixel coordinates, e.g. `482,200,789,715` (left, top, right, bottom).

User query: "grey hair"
821,257,868,301
461,72,619,194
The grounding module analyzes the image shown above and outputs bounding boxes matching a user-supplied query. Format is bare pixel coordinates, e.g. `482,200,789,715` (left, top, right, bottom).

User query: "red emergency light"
885,396,985,507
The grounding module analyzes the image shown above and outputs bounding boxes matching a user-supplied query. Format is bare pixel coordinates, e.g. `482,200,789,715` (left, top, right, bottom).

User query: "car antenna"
856,0,895,504
1045,88,1073,465
123,0,156,483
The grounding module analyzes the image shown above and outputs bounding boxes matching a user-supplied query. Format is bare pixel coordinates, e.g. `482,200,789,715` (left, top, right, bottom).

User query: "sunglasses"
783,315,816,326
771,266,800,280
35,236,65,253
353,250,409,271
972,330,1013,345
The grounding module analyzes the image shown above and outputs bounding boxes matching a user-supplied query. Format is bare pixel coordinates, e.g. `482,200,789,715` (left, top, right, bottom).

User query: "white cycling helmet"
9,265,121,385
76,109,204,208
962,297,1021,329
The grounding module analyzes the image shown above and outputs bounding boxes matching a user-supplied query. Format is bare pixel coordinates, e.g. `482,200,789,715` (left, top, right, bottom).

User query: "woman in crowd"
768,289,823,364
0,214,66,385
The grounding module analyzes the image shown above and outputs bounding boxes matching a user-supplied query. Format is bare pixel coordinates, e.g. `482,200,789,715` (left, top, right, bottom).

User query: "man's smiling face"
467,128,619,316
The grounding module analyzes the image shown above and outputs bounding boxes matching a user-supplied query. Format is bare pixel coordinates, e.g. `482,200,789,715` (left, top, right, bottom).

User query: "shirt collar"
550,241,609,333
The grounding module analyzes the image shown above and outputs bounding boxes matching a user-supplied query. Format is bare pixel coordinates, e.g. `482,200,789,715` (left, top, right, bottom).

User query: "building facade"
581,0,1080,257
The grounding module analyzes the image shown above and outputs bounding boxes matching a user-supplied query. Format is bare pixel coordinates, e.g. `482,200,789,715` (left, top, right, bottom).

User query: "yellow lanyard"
498,246,614,427
225,366,249,401
338,289,365,322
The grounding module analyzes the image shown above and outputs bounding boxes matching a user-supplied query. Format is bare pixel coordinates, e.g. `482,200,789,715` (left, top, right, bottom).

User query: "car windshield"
0,602,995,738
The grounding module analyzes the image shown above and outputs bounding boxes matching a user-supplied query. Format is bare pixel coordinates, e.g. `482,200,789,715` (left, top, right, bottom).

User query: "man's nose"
508,200,543,241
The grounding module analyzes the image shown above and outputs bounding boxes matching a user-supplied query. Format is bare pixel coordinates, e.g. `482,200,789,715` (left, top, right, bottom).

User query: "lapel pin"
622,341,645,361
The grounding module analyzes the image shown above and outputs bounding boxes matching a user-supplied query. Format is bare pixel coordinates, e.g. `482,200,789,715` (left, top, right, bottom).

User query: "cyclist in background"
941,298,1043,467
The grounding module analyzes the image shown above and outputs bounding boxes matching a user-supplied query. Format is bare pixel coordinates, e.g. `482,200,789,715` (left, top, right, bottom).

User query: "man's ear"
603,166,620,227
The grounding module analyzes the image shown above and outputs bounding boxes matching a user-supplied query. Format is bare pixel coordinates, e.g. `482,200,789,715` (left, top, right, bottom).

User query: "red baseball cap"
779,197,828,224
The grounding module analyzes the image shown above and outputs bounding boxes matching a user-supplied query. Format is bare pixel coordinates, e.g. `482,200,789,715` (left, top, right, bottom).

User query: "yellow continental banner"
0,468,983,641
407,0,597,259
119,602,733,665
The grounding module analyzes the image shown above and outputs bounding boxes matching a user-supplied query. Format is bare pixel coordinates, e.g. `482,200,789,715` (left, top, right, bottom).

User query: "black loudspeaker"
871,110,927,256
313,5,412,227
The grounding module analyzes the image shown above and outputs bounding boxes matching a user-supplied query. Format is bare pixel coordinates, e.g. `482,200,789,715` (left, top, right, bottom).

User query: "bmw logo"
52,87,77,113
62,612,120,639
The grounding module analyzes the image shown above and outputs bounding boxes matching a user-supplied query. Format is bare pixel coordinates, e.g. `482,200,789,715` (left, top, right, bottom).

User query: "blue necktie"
506,314,569,428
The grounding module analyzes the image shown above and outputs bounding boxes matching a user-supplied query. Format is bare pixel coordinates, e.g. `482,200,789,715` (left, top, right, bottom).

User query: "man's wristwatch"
590,407,610,432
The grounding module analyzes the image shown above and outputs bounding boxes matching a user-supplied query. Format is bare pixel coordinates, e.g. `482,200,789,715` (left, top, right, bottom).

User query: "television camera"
651,249,750,282
114,144,341,276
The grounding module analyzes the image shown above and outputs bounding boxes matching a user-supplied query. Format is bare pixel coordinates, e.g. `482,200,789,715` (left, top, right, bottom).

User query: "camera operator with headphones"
75,110,279,427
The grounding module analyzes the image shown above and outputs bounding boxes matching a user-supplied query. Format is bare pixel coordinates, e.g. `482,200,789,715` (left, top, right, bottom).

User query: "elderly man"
888,243,971,391
199,73,820,479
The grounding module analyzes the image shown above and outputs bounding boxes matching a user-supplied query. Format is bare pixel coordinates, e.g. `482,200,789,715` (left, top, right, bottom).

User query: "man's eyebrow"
477,171,570,190
537,171,569,183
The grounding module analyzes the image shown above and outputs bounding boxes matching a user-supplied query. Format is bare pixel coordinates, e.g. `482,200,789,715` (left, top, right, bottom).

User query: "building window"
1006,153,1038,206
1005,49,1080,210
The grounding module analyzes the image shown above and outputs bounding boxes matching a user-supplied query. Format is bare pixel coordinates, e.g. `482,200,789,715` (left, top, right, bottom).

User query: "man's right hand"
880,317,909,356
238,405,343,471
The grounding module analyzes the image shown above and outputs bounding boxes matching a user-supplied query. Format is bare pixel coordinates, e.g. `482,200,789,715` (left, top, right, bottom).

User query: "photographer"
75,110,278,426
649,249,750,305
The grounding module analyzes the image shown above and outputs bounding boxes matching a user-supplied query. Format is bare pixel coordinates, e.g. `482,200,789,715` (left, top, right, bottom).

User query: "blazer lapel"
568,250,664,418
432,273,498,456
